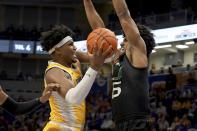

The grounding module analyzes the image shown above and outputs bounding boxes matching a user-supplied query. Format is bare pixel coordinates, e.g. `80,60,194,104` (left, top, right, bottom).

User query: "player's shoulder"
45,67,72,83
46,67,65,77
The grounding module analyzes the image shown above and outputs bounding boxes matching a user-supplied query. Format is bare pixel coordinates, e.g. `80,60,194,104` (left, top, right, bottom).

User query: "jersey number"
112,81,121,99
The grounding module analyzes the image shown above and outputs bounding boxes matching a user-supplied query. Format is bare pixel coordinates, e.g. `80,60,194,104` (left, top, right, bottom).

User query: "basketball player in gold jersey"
40,25,112,131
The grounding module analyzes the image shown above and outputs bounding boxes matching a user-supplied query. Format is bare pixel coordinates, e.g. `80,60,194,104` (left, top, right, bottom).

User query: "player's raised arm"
0,83,59,115
112,0,148,67
76,0,109,63
83,0,105,29
112,0,141,44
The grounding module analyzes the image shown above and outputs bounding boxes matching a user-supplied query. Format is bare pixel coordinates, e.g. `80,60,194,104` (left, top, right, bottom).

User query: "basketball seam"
99,31,116,52
103,35,117,41
97,31,115,53
102,37,114,52
92,28,108,38
87,35,99,42
96,30,109,42
88,29,103,53
91,30,108,53
87,28,102,41
103,36,117,51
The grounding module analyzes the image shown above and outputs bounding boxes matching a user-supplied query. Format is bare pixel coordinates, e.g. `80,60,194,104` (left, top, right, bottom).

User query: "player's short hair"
40,24,74,52
137,24,155,57
122,24,155,57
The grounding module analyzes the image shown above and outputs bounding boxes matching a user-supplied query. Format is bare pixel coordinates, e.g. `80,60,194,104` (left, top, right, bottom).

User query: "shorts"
43,121,83,131
114,119,151,131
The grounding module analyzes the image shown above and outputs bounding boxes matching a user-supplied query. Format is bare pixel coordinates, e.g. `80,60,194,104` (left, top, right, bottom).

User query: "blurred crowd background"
0,0,197,131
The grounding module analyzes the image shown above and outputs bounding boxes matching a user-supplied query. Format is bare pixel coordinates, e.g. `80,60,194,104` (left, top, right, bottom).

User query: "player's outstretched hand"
39,83,60,103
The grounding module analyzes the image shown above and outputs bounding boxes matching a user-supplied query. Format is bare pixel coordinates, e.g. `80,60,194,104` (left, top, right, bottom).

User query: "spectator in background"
176,59,183,67
188,100,197,128
165,67,177,91
182,98,191,114
174,125,187,131
149,69,155,75
30,26,39,41
150,115,159,131
156,102,167,115
186,64,191,72
90,113,103,131
101,115,114,131
0,70,8,80
5,24,15,40
151,64,157,70
179,114,191,130
150,64,157,75
171,98,182,118
159,67,165,74
16,72,24,81
150,102,157,114
157,114,169,131
25,73,33,81
171,116,181,130
187,72,196,85
171,86,182,103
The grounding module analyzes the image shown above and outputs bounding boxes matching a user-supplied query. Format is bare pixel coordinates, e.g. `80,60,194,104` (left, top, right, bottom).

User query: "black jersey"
111,54,149,122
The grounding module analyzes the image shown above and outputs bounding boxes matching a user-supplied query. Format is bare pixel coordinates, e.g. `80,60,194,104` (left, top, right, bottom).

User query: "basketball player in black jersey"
82,0,156,130
0,83,59,115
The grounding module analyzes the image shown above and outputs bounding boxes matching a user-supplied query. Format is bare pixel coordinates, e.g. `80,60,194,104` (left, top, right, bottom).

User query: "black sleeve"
1,96,42,115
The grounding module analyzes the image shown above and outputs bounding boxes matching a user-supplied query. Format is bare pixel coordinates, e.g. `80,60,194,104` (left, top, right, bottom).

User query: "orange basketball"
87,28,118,58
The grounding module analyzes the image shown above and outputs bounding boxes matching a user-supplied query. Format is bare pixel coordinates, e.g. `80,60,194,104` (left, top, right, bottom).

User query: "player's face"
120,38,128,53
60,40,77,63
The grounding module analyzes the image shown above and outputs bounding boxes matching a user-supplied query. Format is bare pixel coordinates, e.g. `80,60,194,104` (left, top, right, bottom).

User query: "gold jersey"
44,60,85,130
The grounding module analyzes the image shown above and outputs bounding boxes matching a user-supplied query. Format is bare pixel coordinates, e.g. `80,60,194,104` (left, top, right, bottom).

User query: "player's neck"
113,50,125,63
53,59,72,68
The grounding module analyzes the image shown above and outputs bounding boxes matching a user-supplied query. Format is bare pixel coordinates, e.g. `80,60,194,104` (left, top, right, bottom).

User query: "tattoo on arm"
113,0,130,18
64,71,72,80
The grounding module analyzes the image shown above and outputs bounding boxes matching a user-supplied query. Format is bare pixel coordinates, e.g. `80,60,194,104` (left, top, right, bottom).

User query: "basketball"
87,28,118,58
